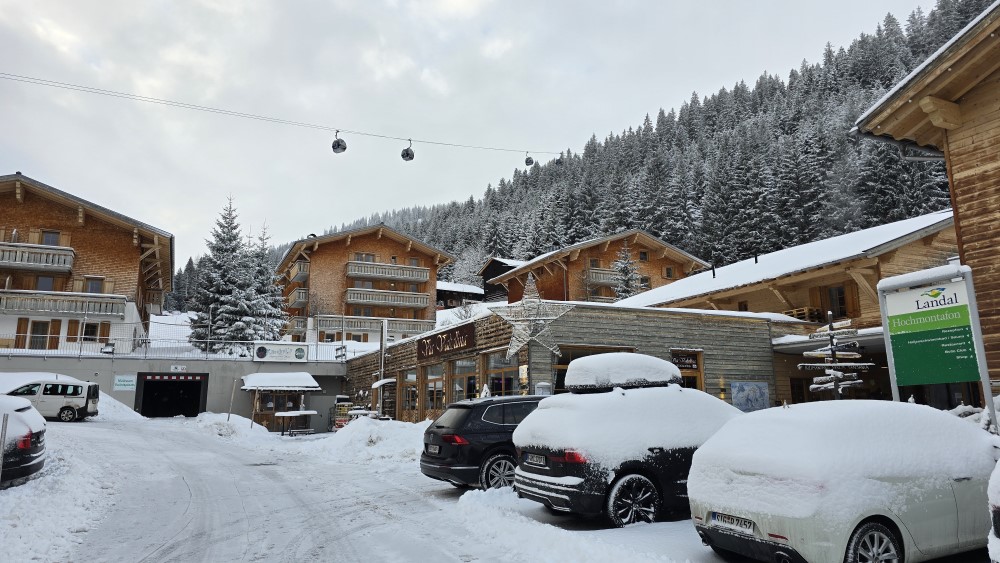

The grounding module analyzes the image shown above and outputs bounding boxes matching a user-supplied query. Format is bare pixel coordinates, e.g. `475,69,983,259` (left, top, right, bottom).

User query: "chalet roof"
487,230,709,285
436,281,484,295
241,372,321,391
0,172,175,292
616,209,955,308
475,256,527,276
854,1,1000,149
276,223,455,274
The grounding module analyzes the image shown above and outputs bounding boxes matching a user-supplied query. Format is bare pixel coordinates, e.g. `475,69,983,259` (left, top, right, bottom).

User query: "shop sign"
253,342,308,363
113,375,137,391
670,351,699,370
418,324,476,360
882,278,980,386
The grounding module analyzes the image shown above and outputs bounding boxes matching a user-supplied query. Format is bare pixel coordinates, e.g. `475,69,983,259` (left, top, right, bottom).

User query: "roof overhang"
854,1,1000,150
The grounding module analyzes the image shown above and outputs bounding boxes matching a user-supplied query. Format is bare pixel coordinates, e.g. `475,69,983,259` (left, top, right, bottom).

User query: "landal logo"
916,287,959,310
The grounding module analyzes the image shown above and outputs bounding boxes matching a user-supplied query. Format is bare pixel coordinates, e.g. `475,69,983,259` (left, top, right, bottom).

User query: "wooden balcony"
0,242,74,273
587,267,617,286
588,295,617,303
287,316,308,334
0,290,126,318
782,307,827,323
345,288,430,309
346,261,430,283
287,288,309,308
315,315,436,335
288,260,310,283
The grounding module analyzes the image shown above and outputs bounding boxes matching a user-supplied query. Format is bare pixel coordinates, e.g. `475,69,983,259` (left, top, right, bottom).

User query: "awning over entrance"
241,372,322,391
371,378,395,389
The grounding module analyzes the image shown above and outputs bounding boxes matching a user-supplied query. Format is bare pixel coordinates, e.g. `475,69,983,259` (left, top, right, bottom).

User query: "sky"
0,0,937,266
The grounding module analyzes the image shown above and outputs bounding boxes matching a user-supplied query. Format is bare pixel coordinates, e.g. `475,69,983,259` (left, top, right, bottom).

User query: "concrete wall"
0,356,346,432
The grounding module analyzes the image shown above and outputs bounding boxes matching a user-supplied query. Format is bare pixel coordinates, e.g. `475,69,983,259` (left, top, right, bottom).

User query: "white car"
2,372,100,422
689,400,998,563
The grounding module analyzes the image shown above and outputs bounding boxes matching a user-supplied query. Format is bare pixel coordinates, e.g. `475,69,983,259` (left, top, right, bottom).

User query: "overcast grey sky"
0,0,935,264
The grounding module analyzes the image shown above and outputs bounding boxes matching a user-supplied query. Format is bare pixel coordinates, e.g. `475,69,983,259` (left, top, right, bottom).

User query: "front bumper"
695,524,808,563
419,456,480,487
514,470,604,516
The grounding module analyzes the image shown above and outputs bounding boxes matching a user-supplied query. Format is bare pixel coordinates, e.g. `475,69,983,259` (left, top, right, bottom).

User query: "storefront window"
452,358,478,401
486,353,519,396
426,363,445,410
401,370,418,413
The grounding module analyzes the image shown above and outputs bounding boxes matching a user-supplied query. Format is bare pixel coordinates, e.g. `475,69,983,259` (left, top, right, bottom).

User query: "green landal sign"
885,280,980,386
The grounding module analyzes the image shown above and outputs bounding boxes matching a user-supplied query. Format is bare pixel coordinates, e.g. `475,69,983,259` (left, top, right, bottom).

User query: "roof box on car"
565,352,682,393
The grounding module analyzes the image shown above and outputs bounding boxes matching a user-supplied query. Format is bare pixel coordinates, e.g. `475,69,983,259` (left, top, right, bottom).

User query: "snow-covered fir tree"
611,241,642,299
190,199,246,352
245,227,287,343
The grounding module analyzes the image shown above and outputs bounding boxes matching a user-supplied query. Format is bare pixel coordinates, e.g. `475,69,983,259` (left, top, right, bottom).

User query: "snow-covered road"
2,404,991,563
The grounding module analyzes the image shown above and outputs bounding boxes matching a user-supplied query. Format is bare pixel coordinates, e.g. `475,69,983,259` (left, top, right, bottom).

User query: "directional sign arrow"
814,320,853,333
808,329,859,340
802,350,862,359
798,362,875,370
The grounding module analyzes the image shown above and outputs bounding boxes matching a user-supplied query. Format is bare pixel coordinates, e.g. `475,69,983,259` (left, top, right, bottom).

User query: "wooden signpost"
798,312,875,399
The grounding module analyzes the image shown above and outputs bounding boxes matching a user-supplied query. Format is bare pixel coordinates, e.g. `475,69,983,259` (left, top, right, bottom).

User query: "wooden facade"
855,4,1000,383
275,224,454,344
488,230,709,304
346,304,803,421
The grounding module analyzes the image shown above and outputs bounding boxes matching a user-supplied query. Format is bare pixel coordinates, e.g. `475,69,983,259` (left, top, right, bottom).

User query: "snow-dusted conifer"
611,241,642,300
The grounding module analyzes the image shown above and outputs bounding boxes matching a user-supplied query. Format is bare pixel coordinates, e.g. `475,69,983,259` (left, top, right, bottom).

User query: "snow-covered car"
4,372,99,422
990,459,1000,563
0,395,46,486
421,395,542,489
689,400,999,563
512,353,741,527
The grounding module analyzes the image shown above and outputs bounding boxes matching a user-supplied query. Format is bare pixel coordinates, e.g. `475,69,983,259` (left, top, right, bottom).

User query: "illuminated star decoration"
492,273,574,359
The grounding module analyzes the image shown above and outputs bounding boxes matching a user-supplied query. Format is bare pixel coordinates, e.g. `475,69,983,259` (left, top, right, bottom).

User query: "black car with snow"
421,395,542,489
513,353,740,527
1,395,47,486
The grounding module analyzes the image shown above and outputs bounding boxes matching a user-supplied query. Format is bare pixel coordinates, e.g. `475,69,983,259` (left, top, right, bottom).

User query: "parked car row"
420,352,1000,563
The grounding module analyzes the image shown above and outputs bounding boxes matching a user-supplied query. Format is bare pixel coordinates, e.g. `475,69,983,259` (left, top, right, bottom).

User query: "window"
401,370,418,413
505,401,538,424
589,258,600,268
390,256,398,264
638,251,649,262
85,277,104,294
426,363,446,410
11,384,40,396
407,283,419,293
82,322,99,341
352,306,373,317
827,286,848,318
452,358,478,401
29,321,49,350
408,257,421,266
41,230,60,246
36,276,54,291
347,333,368,343
738,300,749,312
353,280,374,290
811,283,856,321
671,350,703,390
639,276,651,289
486,352,519,396
354,252,375,262
43,384,82,396
663,266,674,279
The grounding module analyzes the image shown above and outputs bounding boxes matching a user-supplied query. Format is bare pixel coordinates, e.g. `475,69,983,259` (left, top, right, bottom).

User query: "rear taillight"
16,431,32,450
441,434,469,445
552,449,587,464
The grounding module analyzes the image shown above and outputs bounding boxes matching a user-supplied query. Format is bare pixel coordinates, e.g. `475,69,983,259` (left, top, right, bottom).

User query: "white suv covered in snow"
689,400,998,563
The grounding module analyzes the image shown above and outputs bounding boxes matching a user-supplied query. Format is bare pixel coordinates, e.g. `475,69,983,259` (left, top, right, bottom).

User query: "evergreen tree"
246,227,288,343
611,241,642,299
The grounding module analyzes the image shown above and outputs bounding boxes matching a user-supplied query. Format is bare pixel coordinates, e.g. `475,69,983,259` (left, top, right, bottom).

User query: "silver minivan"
6,374,99,422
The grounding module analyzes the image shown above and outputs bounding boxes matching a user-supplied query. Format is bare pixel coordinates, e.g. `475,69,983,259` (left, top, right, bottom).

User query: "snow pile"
190,412,274,442
91,392,143,422
565,353,681,390
689,400,1000,522
296,417,430,468
514,385,740,469
456,488,677,562
990,461,1000,562
1,425,121,561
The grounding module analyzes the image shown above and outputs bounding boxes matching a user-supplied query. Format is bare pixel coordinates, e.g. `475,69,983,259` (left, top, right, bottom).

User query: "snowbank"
565,352,680,390
689,400,1000,522
91,392,144,423
295,417,430,468
189,412,275,442
514,385,740,469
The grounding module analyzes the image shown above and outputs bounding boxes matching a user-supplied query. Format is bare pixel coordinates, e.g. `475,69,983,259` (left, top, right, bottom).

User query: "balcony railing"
287,288,309,308
287,316,308,334
0,242,74,273
588,295,617,303
346,261,430,283
289,260,310,283
0,290,126,318
345,288,430,308
782,307,827,323
315,315,436,335
587,267,617,286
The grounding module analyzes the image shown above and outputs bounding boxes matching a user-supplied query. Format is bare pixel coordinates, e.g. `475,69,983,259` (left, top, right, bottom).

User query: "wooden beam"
569,249,580,261
139,246,158,261
767,285,793,309
15,181,22,202
601,240,610,252
133,228,139,247
660,248,669,259
921,232,941,247
541,262,554,276
345,234,352,247
77,206,85,225
704,299,720,311
377,227,383,239
918,96,962,130
554,259,568,270
633,233,640,244
406,240,412,252
848,270,879,303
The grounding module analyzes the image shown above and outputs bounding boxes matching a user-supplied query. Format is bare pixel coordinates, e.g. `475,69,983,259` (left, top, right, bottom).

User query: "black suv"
420,395,542,489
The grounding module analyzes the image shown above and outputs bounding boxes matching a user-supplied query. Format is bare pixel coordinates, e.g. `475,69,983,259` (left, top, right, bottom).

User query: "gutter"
847,127,944,162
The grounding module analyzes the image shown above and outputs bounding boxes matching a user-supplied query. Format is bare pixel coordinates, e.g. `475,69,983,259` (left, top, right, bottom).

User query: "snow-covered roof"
241,372,321,391
371,378,396,389
476,257,528,277
617,209,954,308
436,281,484,294
487,229,709,285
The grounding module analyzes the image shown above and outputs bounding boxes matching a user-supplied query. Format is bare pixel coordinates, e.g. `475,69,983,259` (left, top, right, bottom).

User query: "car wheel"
58,407,77,422
606,473,661,527
845,521,901,563
479,453,516,489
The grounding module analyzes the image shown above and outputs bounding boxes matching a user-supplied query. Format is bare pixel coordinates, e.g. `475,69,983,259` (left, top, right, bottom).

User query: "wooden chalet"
487,230,708,304
854,2,1000,384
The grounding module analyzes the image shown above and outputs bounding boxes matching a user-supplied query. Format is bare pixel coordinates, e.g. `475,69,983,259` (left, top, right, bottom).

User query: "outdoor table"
274,410,318,436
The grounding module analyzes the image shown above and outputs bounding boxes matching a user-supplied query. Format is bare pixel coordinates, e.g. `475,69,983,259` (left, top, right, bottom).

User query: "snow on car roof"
564,352,681,391
241,372,322,391
0,372,87,393
513,385,740,469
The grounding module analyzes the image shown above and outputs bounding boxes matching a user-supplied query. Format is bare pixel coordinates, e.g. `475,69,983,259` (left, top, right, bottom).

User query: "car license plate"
525,453,546,466
427,444,440,454
711,512,754,534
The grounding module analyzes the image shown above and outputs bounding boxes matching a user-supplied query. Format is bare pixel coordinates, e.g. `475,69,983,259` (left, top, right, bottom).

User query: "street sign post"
877,264,997,429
